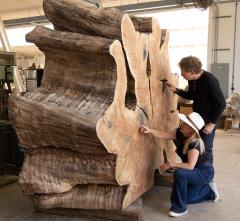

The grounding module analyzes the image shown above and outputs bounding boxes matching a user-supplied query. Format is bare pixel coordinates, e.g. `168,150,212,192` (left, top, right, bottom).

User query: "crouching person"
140,112,219,217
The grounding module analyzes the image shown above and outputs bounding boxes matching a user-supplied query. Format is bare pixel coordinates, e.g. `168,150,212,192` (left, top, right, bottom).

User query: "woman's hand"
166,82,177,93
159,162,177,174
140,125,152,134
202,122,215,134
159,163,170,174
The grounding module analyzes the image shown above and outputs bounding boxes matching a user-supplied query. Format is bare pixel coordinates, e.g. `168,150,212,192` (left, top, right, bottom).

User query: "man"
167,56,226,197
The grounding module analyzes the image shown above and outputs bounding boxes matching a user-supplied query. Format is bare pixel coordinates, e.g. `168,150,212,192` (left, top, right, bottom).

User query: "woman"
140,112,219,217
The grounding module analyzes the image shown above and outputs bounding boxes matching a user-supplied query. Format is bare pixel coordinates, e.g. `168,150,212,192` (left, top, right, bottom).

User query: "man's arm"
202,77,226,134
167,82,193,100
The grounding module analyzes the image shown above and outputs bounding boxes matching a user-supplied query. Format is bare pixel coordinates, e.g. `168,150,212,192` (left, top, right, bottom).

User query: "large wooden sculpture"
9,0,178,218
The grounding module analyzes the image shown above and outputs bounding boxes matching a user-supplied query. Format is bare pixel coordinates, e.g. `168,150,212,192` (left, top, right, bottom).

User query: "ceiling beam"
3,15,49,28
107,0,194,13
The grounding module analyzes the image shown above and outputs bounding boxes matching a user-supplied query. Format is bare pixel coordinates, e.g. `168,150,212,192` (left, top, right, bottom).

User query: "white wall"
235,2,240,93
207,2,240,95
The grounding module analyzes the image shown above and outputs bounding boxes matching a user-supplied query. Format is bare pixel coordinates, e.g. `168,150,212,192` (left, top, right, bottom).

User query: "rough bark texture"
36,198,142,221
9,0,178,213
43,0,152,39
19,148,117,196
32,185,125,210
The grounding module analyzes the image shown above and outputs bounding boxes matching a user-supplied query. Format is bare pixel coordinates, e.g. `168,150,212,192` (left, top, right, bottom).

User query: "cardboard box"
224,118,233,131
179,106,193,115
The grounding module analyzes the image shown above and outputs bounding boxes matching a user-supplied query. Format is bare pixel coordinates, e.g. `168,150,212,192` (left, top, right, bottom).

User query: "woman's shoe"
169,210,188,217
209,181,220,202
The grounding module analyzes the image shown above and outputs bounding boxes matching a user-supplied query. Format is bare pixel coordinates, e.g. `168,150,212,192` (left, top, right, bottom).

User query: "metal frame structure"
109,0,194,13
3,15,49,28
5,0,240,27
0,17,10,51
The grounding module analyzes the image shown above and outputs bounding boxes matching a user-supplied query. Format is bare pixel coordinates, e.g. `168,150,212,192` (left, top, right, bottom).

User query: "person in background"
140,112,219,217
28,62,37,70
167,56,226,178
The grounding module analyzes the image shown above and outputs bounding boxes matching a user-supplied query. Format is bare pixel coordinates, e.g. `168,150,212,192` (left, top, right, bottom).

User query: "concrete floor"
0,129,240,221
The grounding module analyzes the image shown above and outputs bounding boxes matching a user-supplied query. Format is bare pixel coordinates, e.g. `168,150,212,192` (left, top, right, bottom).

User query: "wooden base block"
36,198,142,221
154,169,174,187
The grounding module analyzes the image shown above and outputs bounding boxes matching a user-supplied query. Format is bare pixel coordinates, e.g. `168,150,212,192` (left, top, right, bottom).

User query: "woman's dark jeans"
170,165,215,213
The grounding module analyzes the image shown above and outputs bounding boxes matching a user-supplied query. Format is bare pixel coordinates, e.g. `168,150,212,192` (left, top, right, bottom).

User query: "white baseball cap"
178,112,205,135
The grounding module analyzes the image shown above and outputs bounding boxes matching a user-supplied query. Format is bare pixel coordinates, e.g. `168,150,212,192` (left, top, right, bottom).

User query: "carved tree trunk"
9,0,178,212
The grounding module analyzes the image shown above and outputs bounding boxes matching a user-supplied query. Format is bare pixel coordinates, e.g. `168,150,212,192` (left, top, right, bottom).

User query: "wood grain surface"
9,0,178,212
